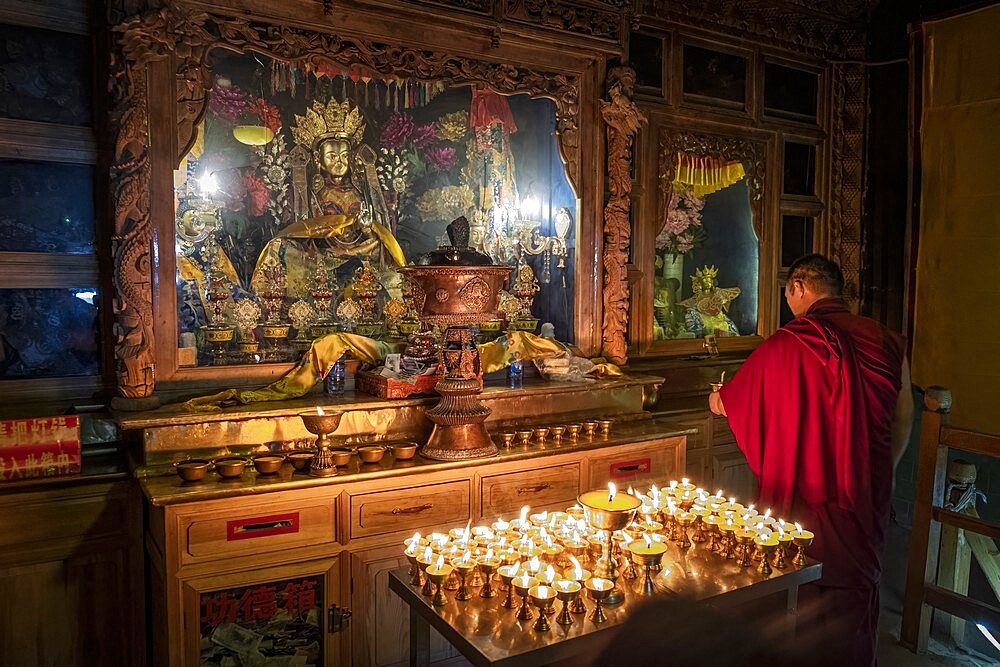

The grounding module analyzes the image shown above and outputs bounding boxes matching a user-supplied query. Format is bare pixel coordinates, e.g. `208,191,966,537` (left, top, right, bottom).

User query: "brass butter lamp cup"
792,530,814,567
578,486,641,605
299,409,343,477
478,557,502,598
498,565,520,610
553,580,582,625
512,575,537,621
529,586,556,632
426,562,454,607
451,557,477,601
585,577,613,623
628,539,667,596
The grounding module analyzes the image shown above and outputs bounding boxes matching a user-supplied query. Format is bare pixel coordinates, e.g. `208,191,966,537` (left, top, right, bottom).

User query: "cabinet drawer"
481,464,580,519
350,480,470,540
711,416,737,446
185,501,335,560
587,439,683,490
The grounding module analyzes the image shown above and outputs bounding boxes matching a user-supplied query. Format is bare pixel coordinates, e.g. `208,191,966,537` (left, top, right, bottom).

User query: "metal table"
389,543,822,666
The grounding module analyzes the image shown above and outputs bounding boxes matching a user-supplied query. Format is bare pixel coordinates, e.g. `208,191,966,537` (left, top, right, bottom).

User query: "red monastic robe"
720,298,904,664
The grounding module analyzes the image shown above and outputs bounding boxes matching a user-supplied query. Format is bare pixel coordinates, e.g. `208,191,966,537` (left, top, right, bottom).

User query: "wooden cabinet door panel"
350,545,456,667
713,447,758,502
480,463,580,519
350,480,470,540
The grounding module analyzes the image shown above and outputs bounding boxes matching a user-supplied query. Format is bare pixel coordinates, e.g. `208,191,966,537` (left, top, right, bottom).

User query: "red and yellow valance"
671,153,745,197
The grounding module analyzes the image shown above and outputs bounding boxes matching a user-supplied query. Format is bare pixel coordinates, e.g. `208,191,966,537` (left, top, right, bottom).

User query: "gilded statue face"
319,139,351,178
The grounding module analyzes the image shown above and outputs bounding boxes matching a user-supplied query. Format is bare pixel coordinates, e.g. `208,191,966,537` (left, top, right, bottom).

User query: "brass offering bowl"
511,575,537,621
477,556,502,599
287,451,314,472
213,457,247,479
597,419,614,437
252,454,284,475
330,448,353,467
389,442,418,460
792,531,814,567
532,427,550,444
358,445,386,464
582,420,599,437
549,425,566,443
565,423,582,439
578,489,641,605
500,432,516,448
515,430,533,446
174,459,211,482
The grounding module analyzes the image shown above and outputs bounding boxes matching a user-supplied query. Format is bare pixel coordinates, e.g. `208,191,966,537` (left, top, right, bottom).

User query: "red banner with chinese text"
0,416,81,481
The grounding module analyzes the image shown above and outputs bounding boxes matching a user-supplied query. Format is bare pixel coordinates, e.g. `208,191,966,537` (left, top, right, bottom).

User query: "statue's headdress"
291,98,365,150
692,265,719,290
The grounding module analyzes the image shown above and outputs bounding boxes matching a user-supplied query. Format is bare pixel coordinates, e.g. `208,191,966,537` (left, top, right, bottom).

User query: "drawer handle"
610,458,651,479
227,512,300,541
391,503,433,515
516,483,552,495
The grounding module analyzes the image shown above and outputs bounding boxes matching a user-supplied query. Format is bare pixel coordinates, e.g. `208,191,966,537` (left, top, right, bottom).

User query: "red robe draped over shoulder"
719,298,904,590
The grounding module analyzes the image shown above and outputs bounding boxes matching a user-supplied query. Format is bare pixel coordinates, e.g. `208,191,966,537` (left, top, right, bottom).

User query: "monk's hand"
708,390,728,417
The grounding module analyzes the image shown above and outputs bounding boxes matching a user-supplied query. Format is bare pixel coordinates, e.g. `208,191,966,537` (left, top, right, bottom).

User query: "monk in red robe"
710,254,913,666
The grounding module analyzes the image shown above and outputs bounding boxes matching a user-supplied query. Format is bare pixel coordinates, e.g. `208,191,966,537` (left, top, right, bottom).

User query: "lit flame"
569,555,584,579
485,548,494,559
795,522,803,532
422,546,433,561
462,551,472,564
627,485,635,496
644,533,653,547
716,489,724,497
544,564,555,580
729,497,736,505
494,518,509,530
572,530,582,544
317,406,325,415
670,480,678,490
651,485,660,502
529,555,541,571
608,482,617,502
537,585,550,597
682,477,689,486
519,506,530,524
764,508,772,519
434,555,444,570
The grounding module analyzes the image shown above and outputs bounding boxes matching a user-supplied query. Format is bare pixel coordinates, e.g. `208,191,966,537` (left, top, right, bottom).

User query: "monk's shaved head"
787,253,844,297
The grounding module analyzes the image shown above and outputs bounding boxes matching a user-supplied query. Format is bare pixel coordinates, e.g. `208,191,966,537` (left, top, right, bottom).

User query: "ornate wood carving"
657,129,765,238
117,5,581,179
829,61,866,306
600,66,645,365
634,0,866,58
510,0,624,41
108,3,585,397
108,43,156,401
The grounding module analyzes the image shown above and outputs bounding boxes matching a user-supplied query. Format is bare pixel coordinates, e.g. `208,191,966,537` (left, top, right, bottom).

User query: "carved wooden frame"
109,2,598,401
626,124,770,358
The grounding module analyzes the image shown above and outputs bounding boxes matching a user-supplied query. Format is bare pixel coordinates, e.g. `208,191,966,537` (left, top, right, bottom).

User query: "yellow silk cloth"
672,153,746,197
183,333,399,412
182,331,621,412
273,214,406,265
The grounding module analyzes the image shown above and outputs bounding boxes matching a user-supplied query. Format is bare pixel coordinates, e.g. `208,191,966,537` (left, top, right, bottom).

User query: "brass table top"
389,544,822,667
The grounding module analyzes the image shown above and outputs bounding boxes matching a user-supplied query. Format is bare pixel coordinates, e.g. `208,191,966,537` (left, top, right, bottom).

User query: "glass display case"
170,50,577,369
630,125,770,357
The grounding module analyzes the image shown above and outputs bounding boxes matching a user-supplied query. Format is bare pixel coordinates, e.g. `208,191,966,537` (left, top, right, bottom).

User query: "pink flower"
411,123,439,148
381,112,414,149
209,84,250,123
422,146,457,170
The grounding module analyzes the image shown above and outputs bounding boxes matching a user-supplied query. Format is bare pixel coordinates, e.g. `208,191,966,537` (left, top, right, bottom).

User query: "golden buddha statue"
679,265,741,336
252,99,405,298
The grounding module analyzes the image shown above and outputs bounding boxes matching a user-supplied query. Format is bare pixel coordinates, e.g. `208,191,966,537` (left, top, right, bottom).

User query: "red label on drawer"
609,458,651,479
226,512,300,541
